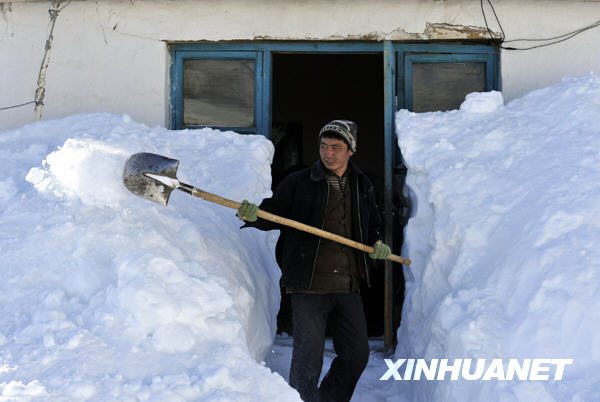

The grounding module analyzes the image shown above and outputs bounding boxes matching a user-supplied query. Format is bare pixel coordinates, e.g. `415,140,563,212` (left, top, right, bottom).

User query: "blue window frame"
169,42,383,136
395,43,499,112
384,41,500,170
170,42,498,137
170,49,264,133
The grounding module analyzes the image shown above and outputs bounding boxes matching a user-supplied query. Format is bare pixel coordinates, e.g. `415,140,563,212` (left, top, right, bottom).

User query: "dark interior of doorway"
270,53,404,339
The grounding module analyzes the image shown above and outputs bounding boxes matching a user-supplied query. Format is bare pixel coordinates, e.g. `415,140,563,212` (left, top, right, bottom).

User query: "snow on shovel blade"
122,152,180,206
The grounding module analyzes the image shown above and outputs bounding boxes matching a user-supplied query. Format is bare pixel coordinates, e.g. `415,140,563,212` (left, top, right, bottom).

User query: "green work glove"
369,240,391,260
237,200,258,222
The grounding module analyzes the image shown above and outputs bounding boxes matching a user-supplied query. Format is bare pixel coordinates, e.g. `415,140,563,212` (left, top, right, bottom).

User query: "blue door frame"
382,42,499,346
170,42,383,136
170,41,500,347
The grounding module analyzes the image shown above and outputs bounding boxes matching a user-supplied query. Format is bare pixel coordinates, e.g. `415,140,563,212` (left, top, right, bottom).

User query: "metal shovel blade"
123,152,180,206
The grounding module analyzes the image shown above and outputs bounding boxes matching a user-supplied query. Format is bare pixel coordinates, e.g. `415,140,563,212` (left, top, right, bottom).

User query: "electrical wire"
504,19,600,43
481,0,600,51
501,31,596,51
502,19,600,50
1,2,71,115
480,0,505,41
0,101,37,112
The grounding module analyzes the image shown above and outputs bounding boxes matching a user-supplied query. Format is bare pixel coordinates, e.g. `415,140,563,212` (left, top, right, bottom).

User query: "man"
238,120,391,402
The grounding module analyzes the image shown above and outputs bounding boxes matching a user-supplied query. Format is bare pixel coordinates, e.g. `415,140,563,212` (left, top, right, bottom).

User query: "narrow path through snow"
265,335,402,401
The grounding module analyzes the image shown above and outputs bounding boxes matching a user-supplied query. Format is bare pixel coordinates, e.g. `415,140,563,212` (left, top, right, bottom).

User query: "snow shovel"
122,152,411,266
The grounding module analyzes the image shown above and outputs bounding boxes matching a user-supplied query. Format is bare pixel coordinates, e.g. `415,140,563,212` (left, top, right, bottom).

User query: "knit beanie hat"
319,120,358,153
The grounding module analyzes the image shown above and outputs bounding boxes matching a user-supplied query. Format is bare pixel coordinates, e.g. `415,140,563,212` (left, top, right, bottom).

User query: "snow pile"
397,74,600,401
459,91,504,114
0,114,300,401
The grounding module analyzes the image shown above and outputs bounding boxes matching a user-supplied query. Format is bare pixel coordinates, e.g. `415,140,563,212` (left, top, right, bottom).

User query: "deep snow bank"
396,74,600,401
0,114,300,401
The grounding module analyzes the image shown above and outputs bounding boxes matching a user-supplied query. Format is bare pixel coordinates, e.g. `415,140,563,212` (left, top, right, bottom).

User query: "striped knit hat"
319,120,358,153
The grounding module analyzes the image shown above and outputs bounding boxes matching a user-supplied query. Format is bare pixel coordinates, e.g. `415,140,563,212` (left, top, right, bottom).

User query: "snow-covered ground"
0,114,300,401
1,73,599,401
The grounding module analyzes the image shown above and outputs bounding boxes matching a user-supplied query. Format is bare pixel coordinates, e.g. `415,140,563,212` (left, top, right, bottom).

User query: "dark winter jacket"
244,159,383,290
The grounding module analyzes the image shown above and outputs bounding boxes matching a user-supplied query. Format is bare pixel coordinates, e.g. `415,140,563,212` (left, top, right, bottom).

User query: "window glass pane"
183,59,255,127
412,62,485,112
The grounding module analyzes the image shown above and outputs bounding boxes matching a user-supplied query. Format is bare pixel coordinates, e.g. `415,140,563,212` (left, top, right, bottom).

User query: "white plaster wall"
1,0,599,130
491,0,600,101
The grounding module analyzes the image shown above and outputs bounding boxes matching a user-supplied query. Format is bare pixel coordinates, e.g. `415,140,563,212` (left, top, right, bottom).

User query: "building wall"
1,0,599,130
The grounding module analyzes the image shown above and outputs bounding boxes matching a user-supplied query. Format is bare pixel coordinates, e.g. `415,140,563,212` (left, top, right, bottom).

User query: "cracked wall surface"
1,0,599,130
253,22,496,41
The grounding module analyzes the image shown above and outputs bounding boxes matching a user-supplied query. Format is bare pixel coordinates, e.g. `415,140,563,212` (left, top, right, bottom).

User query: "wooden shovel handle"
187,185,411,266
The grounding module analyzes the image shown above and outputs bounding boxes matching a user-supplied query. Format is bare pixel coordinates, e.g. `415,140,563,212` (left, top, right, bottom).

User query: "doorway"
270,53,393,337
170,41,499,345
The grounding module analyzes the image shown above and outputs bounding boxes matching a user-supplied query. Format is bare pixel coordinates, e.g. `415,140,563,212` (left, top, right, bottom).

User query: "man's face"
319,137,354,177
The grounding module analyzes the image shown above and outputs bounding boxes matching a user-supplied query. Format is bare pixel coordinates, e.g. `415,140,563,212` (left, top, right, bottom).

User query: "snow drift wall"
0,114,300,401
396,74,600,401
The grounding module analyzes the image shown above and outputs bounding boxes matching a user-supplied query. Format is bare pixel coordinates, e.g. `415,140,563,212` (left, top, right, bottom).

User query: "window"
411,60,486,112
170,50,263,132
394,44,499,113
183,59,255,127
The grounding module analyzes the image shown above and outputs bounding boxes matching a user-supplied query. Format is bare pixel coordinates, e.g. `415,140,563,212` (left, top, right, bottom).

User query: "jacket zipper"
308,182,329,289
356,181,371,287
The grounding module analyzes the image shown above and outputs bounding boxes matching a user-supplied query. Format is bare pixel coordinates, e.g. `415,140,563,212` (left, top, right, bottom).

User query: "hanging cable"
481,0,600,51
501,19,600,50
1,2,70,116
504,19,600,43
480,0,505,42
0,101,37,112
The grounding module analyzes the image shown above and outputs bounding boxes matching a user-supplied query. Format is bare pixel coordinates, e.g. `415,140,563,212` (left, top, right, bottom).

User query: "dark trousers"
289,293,369,402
